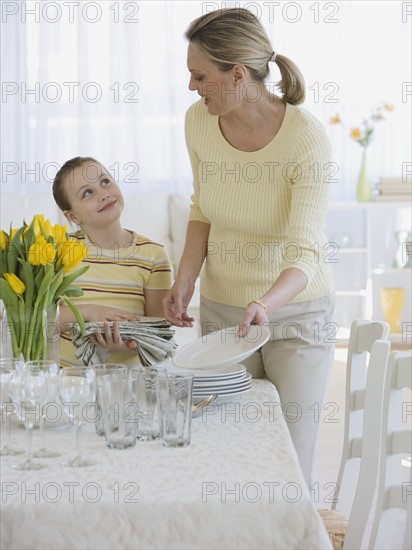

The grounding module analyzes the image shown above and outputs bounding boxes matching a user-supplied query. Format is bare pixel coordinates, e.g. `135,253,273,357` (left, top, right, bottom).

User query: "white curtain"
1,0,411,200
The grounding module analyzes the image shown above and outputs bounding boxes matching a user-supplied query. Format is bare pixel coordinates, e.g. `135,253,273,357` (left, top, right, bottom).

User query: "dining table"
1,379,332,550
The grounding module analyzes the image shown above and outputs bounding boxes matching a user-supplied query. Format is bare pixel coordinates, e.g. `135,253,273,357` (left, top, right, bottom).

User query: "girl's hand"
87,305,141,322
92,321,138,351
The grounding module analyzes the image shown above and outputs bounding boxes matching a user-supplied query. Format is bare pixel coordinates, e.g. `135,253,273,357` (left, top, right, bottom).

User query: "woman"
163,7,335,485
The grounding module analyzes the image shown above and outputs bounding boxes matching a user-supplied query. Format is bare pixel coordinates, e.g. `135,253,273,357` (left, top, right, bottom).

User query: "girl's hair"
52,156,100,211
185,7,305,105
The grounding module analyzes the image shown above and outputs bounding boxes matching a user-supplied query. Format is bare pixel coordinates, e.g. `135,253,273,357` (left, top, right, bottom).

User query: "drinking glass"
58,366,96,467
27,360,61,458
94,364,128,436
10,364,48,470
131,366,167,441
0,358,24,456
99,371,138,449
159,373,194,447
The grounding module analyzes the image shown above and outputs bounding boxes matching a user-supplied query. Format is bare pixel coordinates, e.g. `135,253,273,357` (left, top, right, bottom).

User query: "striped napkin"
69,318,176,367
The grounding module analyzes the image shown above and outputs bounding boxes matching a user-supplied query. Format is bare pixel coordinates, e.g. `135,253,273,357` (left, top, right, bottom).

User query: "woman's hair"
185,7,305,105
52,156,100,211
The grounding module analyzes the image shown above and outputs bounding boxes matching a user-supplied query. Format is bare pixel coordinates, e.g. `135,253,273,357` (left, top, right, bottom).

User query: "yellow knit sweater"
186,99,335,307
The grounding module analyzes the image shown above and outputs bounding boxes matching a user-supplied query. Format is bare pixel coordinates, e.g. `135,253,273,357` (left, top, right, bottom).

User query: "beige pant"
200,294,336,487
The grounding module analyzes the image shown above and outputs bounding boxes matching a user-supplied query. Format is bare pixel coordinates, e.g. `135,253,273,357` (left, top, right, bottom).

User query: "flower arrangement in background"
329,102,394,148
0,215,89,361
329,102,394,202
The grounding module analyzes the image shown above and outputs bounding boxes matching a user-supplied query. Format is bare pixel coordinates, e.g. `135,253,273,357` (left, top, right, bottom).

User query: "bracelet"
248,300,268,316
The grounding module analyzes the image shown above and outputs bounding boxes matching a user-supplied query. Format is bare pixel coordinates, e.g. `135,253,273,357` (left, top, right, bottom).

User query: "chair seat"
318,508,348,550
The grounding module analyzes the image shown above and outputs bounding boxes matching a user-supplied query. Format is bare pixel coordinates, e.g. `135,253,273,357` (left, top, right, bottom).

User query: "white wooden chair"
367,351,412,550
319,319,390,549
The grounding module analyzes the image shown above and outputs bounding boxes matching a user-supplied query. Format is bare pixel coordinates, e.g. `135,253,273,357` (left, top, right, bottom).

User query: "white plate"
193,375,252,394
193,384,252,398
194,372,251,388
166,363,247,380
172,325,270,370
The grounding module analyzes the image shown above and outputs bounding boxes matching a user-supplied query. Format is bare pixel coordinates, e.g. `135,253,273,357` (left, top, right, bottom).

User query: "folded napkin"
70,318,177,367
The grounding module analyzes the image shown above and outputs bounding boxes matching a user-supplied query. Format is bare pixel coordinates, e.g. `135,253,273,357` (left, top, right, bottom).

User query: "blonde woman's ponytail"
274,54,305,105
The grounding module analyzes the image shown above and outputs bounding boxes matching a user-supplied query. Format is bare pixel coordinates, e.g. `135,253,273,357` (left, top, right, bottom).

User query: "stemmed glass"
10,364,48,470
0,358,25,456
58,366,96,467
29,360,61,459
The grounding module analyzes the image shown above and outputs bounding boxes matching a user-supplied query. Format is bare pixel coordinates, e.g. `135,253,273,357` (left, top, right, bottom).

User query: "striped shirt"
60,230,172,367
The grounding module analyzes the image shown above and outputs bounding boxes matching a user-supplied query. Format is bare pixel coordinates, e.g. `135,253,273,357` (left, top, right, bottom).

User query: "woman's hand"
163,280,195,327
238,302,268,337
92,320,138,351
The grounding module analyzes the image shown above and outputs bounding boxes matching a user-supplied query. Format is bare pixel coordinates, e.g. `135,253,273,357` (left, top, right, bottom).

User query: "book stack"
375,177,412,202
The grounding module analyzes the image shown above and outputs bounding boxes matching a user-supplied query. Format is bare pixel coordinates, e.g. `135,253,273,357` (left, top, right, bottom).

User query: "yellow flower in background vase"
349,128,362,141
329,114,341,124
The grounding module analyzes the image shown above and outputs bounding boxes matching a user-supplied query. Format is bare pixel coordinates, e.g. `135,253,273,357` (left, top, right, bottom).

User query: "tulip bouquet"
0,215,89,362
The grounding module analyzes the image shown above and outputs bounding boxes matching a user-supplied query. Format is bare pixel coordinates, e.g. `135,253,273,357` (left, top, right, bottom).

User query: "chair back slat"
333,320,390,517
395,357,412,389
343,340,391,549
356,322,390,353
391,430,410,455
368,351,412,550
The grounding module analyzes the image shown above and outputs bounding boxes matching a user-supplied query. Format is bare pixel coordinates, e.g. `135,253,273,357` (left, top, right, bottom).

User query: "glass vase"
1,303,60,365
356,148,372,202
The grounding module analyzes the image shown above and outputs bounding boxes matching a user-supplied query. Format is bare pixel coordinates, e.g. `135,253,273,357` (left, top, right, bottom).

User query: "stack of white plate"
168,325,270,398
191,364,252,398
166,363,252,398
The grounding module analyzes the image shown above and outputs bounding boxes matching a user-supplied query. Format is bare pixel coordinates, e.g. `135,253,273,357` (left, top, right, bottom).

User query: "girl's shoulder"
69,229,86,241
130,231,167,250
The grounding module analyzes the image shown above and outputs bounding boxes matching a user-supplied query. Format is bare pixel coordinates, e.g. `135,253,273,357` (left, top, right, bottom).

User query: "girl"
53,156,172,367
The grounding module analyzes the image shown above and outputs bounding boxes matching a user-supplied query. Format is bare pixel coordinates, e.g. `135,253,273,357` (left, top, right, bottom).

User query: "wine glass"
58,366,96,467
0,358,25,456
10,364,48,470
28,360,61,459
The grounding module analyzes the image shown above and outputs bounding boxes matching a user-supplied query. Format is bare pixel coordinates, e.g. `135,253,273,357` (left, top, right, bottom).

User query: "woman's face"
63,162,124,229
187,43,240,116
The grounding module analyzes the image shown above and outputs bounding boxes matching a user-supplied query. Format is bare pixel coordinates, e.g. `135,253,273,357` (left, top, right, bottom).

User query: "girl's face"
187,43,241,116
63,162,124,230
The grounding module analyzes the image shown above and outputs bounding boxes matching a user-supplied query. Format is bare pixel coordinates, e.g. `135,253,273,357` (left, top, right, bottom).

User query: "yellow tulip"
349,128,362,141
28,237,56,266
25,214,53,239
43,218,53,238
383,103,394,112
56,239,88,272
0,230,9,250
52,223,68,246
4,273,25,296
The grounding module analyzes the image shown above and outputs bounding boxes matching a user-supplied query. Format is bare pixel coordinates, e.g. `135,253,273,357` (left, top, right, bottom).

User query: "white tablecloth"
1,380,332,550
